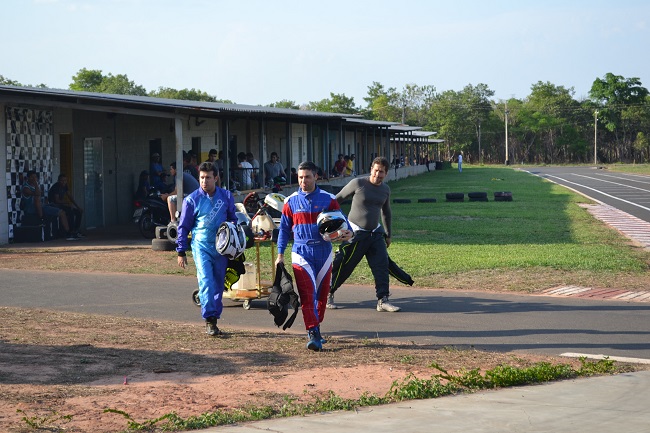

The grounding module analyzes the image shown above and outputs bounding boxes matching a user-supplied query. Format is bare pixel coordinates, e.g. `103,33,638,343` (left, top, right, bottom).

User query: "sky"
2,0,649,107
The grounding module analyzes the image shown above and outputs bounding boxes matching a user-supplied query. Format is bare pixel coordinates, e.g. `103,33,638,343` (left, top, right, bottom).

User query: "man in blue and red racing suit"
177,162,237,336
275,161,352,351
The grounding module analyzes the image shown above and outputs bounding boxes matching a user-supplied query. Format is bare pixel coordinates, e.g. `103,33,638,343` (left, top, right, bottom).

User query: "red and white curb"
580,203,650,249
539,285,650,302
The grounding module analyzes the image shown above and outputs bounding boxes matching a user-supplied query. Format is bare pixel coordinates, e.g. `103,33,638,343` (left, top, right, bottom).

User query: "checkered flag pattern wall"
5,106,54,240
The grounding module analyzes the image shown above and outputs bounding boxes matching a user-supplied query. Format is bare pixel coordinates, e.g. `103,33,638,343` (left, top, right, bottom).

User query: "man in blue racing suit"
275,161,352,351
177,161,237,336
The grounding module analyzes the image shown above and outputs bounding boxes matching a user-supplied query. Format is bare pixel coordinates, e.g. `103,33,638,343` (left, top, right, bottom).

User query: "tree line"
2,69,649,164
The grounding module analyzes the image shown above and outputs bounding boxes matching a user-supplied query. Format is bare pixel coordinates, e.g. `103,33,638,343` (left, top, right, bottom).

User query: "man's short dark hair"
371,156,390,172
26,170,37,178
57,173,67,181
270,152,278,158
198,161,218,176
297,161,318,175
209,149,217,155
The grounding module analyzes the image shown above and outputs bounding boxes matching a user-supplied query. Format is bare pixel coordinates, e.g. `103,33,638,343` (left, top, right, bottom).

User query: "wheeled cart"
192,238,276,310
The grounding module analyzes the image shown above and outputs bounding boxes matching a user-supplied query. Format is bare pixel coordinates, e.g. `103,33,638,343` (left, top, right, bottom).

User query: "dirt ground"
0,241,646,432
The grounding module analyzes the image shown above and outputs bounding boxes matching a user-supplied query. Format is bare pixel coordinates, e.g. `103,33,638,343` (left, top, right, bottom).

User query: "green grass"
332,165,650,290
104,358,619,431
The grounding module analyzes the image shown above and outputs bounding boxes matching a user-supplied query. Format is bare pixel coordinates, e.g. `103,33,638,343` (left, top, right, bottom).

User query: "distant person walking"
458,153,463,173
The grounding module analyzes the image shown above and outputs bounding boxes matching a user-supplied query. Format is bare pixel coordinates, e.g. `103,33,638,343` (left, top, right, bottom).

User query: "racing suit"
277,186,343,330
177,187,236,320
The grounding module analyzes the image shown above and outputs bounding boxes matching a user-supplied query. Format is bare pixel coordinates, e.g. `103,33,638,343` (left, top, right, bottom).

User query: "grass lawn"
336,165,650,293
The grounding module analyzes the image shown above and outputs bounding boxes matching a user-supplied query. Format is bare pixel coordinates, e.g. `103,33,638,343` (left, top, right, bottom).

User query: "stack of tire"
445,192,464,202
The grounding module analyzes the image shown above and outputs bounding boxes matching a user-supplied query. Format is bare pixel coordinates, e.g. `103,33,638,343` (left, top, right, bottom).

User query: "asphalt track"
2,268,650,361
524,166,650,223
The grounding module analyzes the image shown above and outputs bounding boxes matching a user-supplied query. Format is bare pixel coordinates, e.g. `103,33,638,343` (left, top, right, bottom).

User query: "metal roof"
0,85,363,121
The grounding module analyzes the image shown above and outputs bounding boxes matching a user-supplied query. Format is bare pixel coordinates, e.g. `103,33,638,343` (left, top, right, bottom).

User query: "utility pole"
594,110,599,166
505,102,509,165
478,118,482,165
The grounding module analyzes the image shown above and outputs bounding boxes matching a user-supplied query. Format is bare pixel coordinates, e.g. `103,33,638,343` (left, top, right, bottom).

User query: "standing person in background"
176,162,237,336
246,152,260,188
183,151,199,181
150,153,168,192
237,152,253,190
458,153,463,173
347,154,356,176
328,156,401,312
275,161,352,351
264,152,285,186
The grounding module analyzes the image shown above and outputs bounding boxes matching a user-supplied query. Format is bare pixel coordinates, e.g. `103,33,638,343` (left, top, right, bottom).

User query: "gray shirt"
336,176,392,237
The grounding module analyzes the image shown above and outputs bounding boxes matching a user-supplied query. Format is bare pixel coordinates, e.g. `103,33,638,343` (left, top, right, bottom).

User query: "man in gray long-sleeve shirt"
328,156,401,312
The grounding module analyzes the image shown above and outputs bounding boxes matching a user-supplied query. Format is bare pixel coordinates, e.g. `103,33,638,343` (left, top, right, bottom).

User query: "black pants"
61,206,83,230
330,231,389,299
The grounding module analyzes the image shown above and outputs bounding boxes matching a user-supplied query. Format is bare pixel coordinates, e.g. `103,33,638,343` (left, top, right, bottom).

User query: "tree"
69,68,146,95
307,92,358,114
0,75,47,88
362,81,400,121
589,73,649,162
150,87,219,102
268,99,299,109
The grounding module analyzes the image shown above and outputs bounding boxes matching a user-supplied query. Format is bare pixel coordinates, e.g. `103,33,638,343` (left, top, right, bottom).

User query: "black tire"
468,192,488,199
418,198,437,203
469,197,489,202
192,289,201,307
152,238,175,251
166,222,179,242
138,211,156,239
446,192,464,202
494,191,513,202
393,198,411,204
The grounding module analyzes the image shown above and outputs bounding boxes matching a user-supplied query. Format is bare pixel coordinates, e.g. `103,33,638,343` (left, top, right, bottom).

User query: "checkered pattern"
5,106,53,240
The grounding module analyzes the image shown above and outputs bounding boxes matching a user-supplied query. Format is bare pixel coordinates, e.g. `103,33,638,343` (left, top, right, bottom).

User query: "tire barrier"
393,198,412,204
468,191,488,202
445,192,465,202
494,191,513,202
417,198,437,203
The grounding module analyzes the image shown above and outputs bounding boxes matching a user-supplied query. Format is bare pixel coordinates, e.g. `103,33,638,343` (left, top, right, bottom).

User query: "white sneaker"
377,296,401,312
326,293,339,309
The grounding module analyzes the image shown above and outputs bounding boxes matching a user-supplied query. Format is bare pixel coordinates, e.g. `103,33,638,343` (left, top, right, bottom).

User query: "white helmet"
264,193,287,212
216,221,246,259
317,210,348,242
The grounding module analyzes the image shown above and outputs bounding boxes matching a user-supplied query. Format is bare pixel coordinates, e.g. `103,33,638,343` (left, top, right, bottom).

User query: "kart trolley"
192,236,277,310
192,192,285,310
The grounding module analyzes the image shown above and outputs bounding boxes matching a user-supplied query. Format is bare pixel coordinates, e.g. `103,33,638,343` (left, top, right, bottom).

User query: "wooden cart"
193,237,276,310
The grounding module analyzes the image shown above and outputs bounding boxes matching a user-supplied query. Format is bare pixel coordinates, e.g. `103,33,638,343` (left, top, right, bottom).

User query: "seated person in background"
48,173,84,237
22,170,78,240
162,162,200,223
334,154,346,177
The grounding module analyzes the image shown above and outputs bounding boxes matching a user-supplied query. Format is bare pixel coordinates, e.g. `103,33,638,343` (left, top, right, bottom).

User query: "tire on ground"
494,191,513,202
446,192,464,202
468,192,488,202
152,238,175,251
418,198,437,203
393,198,412,204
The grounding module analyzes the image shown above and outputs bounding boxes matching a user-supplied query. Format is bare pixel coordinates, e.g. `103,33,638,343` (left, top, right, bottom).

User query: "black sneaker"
205,318,222,336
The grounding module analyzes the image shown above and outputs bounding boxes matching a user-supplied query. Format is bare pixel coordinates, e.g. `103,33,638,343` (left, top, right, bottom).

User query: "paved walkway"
193,371,650,433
